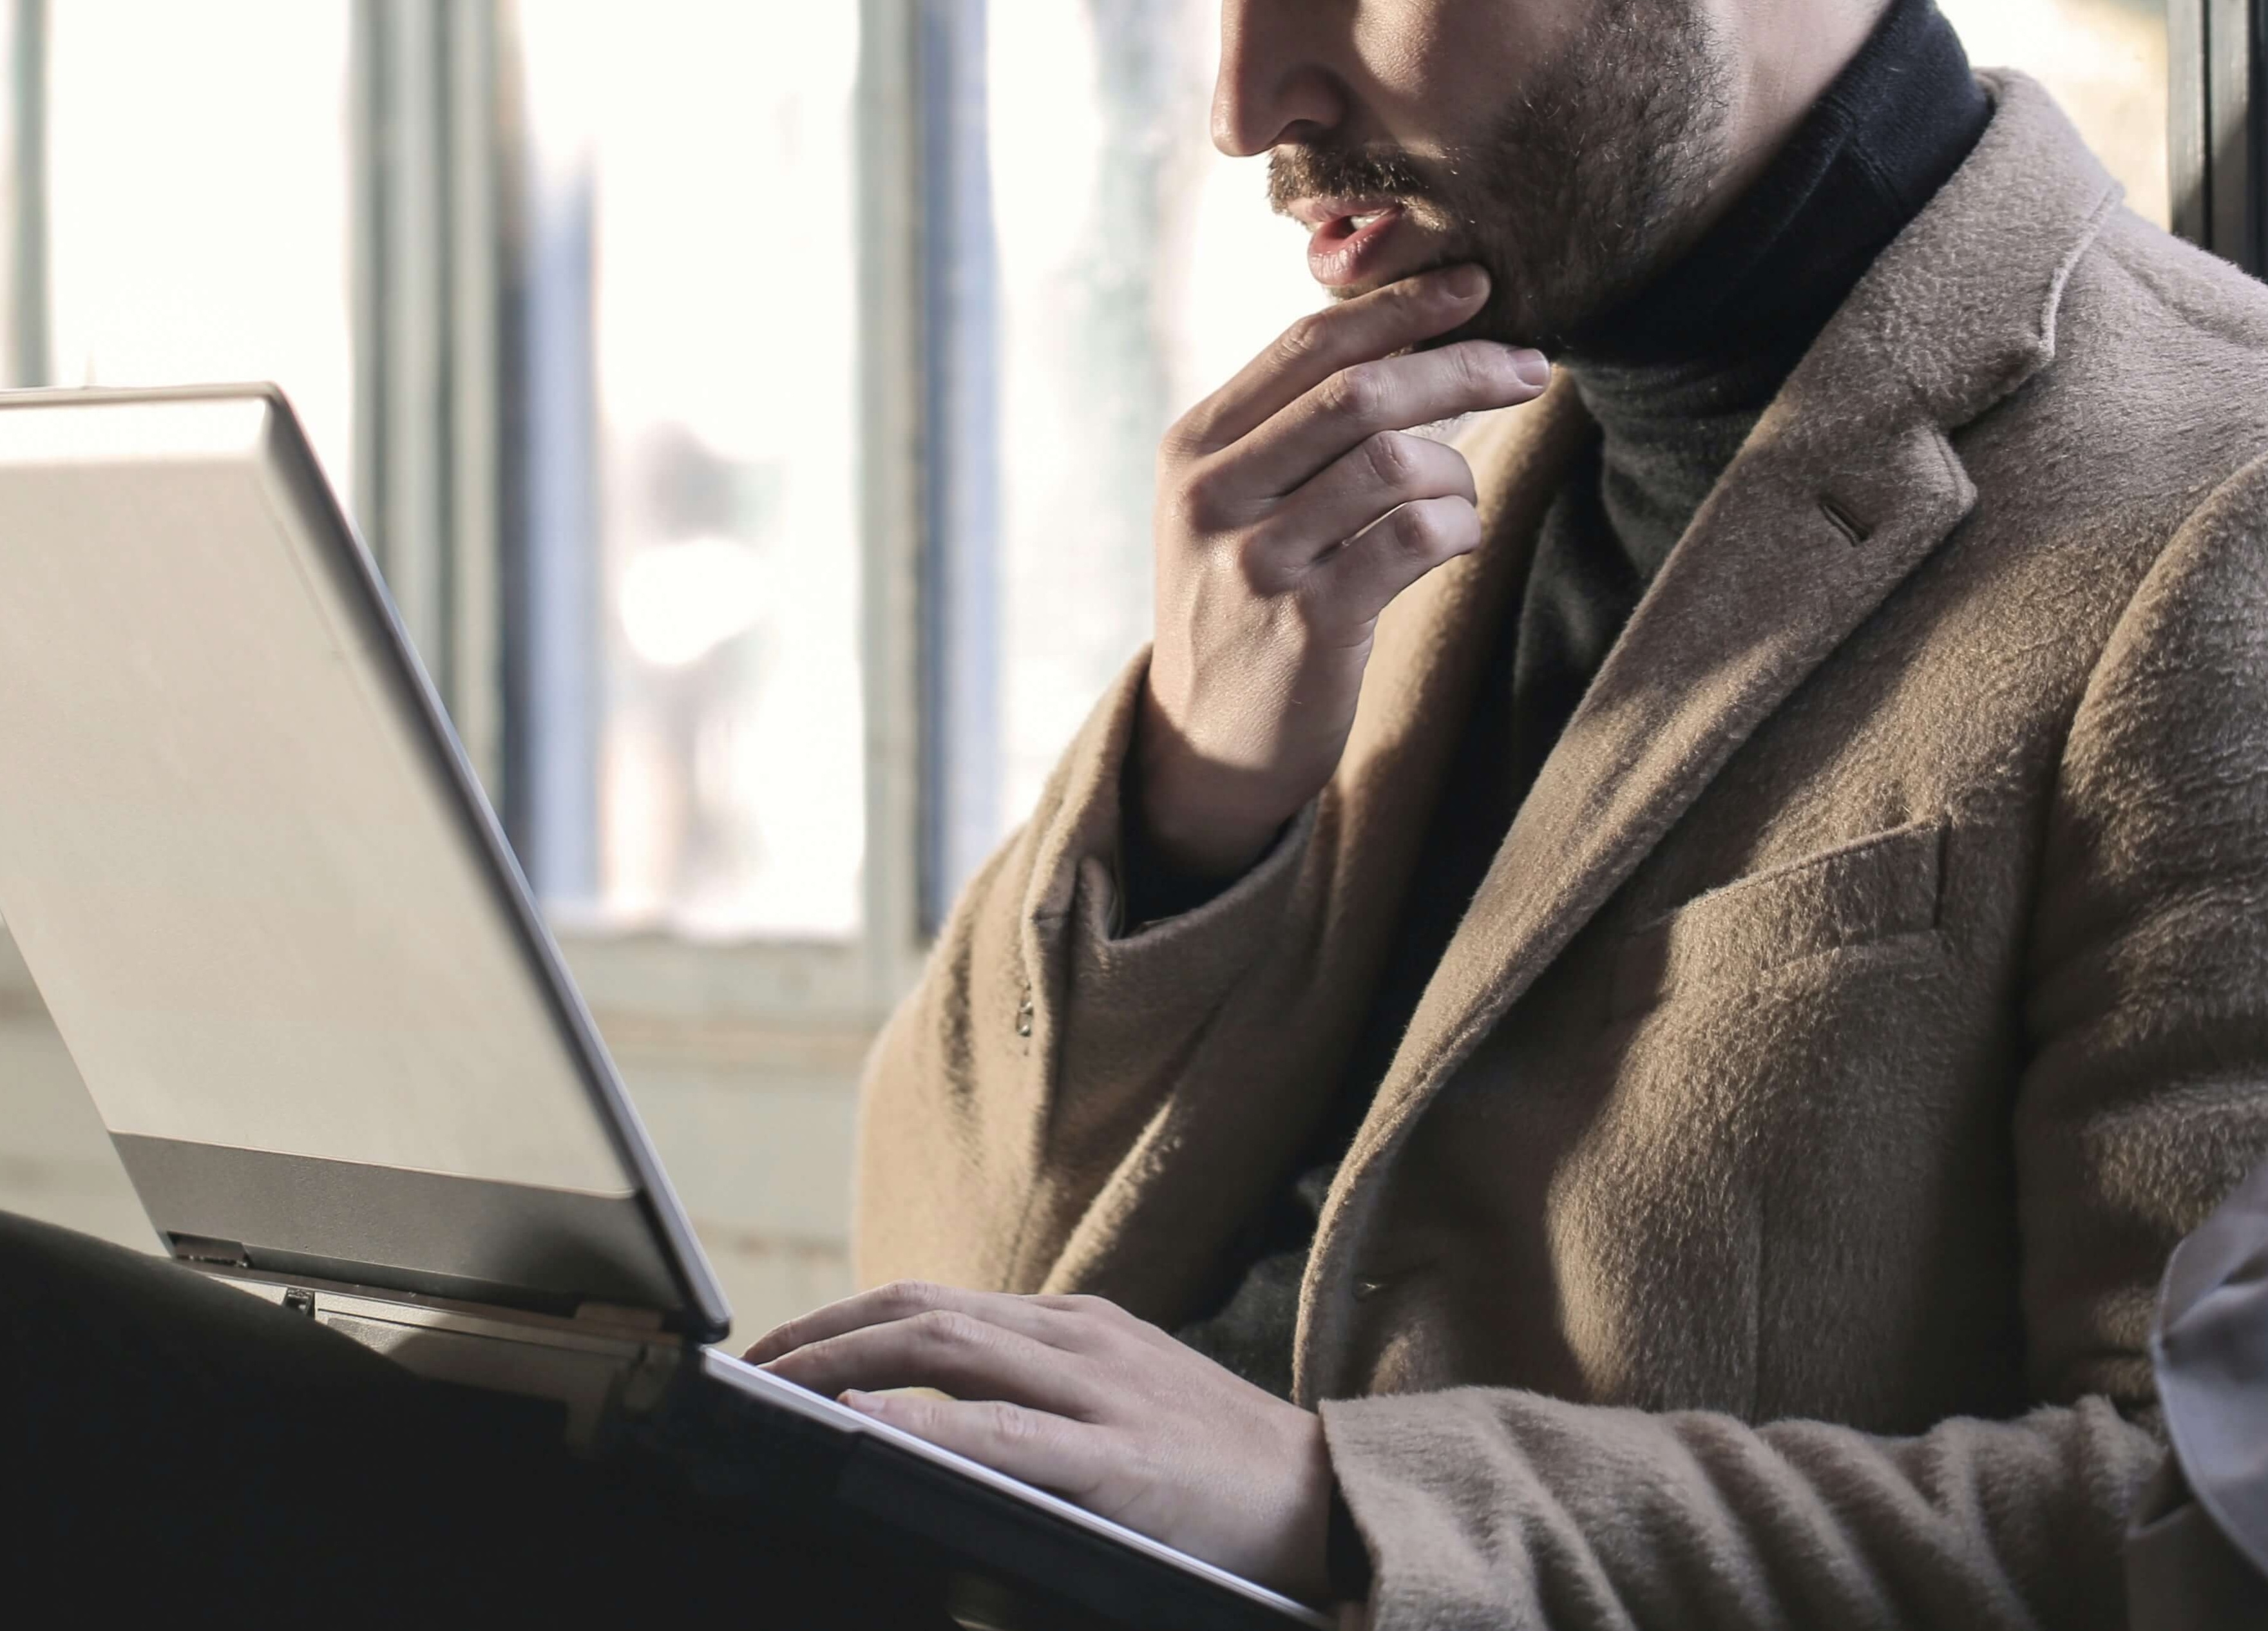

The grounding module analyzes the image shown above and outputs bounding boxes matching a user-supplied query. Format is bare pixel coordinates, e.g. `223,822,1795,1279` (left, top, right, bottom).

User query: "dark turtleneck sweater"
1171,0,1992,1416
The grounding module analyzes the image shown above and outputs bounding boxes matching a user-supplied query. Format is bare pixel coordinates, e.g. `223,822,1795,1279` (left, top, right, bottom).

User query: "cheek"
1348,0,1568,150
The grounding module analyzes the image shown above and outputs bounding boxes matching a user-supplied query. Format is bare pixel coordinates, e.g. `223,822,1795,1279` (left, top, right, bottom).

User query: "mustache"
1266,141,1439,216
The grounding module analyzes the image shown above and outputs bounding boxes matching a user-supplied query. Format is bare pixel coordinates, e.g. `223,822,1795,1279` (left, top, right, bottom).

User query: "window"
41,0,355,482
516,2,868,942
1943,0,2171,227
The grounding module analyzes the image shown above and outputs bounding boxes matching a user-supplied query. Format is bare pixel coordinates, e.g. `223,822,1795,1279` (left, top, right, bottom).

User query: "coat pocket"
1609,817,1947,1021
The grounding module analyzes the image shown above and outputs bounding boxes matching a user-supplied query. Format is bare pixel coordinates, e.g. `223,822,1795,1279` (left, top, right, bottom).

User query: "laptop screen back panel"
0,387,727,1334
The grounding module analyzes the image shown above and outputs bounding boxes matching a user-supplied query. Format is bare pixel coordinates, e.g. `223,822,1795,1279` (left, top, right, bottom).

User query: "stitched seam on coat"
2037,185,2124,361
1637,816,1945,930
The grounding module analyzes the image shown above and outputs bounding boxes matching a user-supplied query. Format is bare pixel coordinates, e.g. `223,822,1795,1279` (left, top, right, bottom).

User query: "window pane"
44,0,354,493
987,0,1317,830
518,1,866,940
1943,0,2169,227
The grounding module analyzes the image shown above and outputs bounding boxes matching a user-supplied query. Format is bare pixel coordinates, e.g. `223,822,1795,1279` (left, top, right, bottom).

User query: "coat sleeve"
852,651,1319,1299
1320,455,2268,1630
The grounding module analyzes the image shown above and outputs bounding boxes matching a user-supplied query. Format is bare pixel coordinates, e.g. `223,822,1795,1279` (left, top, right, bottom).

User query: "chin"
1418,289,1551,354
1324,246,1556,354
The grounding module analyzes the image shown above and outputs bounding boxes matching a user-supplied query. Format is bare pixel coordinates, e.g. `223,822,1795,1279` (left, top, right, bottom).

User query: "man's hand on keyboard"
746,1281,1334,1605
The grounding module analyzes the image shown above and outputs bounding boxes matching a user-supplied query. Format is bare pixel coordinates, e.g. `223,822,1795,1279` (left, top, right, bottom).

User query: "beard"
1268,0,1735,350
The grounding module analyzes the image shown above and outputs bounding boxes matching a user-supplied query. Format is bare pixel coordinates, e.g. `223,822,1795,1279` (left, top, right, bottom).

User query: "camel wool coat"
855,75,2268,1630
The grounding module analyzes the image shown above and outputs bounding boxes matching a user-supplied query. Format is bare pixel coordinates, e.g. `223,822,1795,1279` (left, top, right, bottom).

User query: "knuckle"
876,1279,942,1315
1175,466,1232,531
1159,411,1213,466
1391,500,1448,555
890,1395,935,1432
1170,458,1243,535
988,1400,1038,1445
1234,526,1296,593
1410,499,1479,558
911,1308,983,1348
1275,312,1331,366
1042,1292,1125,1335
1448,341,1502,396
1320,362,1387,424
1362,429,1415,490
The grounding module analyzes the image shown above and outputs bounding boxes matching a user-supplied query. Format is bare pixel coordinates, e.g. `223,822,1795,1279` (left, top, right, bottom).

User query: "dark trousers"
0,1210,960,1625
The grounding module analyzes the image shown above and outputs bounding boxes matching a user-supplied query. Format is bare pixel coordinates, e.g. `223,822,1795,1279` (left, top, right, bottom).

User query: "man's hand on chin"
743,1282,1337,1607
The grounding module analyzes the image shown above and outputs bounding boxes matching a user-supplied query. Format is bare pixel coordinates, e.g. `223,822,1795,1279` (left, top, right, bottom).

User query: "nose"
1212,0,1346,158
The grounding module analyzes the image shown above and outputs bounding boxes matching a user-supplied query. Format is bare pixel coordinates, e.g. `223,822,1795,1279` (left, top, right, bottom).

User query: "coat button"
1014,994,1034,1038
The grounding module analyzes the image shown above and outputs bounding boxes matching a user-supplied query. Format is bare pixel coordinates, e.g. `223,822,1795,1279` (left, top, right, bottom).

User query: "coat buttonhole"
1818,494,1869,546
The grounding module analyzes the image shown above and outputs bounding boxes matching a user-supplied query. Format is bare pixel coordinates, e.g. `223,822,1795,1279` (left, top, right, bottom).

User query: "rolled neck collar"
1564,0,1990,376
1549,0,1992,577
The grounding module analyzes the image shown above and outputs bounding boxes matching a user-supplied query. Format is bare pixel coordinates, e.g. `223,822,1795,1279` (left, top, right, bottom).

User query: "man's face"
1220,0,1738,349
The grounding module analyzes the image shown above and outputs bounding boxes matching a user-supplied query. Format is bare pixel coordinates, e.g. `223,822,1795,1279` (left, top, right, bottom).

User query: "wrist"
1264,1407,1338,1607
1131,687,1298,882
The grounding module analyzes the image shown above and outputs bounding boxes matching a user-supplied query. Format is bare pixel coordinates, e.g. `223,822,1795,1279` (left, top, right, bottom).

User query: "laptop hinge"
573,1300,667,1335
166,1232,251,1267
197,1266,688,1448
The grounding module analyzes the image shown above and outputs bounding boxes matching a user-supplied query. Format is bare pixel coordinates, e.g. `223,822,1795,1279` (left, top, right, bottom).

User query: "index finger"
1174,264,1491,457
743,1279,1072,1365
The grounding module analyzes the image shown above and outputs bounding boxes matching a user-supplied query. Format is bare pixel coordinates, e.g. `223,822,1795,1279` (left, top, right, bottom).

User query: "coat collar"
1298,72,2123,1403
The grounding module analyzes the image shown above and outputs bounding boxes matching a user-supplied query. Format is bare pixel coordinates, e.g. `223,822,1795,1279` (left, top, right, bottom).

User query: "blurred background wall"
0,0,2212,1338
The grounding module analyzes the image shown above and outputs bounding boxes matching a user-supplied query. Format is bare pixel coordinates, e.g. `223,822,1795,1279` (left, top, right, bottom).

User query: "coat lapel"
1299,71,2122,1402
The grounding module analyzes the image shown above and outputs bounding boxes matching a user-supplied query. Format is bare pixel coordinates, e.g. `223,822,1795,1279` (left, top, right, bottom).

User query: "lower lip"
1307,206,1407,288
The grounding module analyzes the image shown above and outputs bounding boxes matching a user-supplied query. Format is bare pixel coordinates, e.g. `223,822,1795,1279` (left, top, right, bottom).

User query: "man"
750,0,2268,1623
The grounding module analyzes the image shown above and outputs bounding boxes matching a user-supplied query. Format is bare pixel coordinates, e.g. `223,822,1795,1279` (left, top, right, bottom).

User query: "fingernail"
1509,348,1551,387
1443,265,1486,300
840,1389,882,1413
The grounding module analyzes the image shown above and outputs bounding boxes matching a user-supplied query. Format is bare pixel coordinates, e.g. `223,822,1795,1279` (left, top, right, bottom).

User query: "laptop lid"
0,384,730,1340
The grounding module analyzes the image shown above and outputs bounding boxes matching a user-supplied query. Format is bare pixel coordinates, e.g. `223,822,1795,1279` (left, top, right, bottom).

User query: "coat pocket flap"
1610,817,1947,1020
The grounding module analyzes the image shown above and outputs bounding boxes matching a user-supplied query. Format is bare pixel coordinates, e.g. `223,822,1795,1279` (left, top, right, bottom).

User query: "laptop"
0,383,1331,1631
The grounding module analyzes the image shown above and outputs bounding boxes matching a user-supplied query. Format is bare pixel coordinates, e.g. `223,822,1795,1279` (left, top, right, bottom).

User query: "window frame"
2171,0,2263,270
2,0,45,390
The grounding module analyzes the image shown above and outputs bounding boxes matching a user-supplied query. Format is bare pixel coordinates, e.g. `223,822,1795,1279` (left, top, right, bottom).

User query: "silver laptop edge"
245,379,731,1336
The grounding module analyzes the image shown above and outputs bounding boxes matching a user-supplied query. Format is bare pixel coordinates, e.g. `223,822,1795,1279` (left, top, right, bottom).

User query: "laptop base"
206,1268,1327,1630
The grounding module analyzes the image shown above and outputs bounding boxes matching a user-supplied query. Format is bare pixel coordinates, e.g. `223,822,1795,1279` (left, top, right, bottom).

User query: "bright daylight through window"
1941,0,2168,225
43,0,354,489
519,1,867,944
987,0,1318,840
